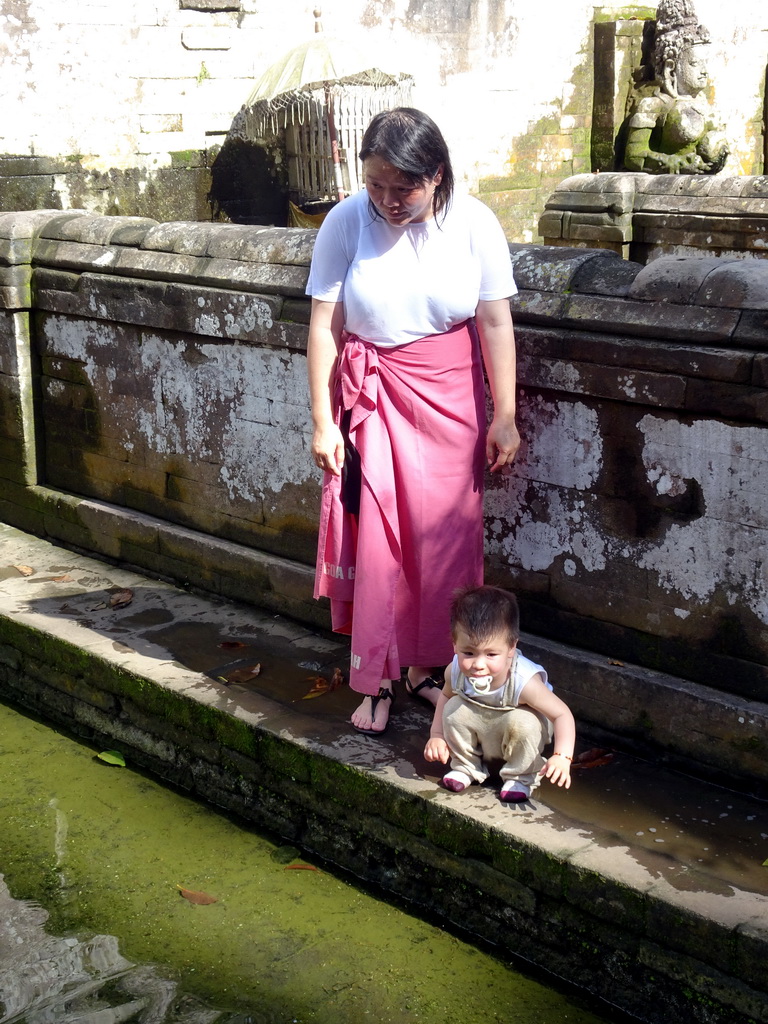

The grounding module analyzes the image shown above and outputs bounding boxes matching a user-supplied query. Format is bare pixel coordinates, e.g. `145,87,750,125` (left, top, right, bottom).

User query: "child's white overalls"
442,651,554,789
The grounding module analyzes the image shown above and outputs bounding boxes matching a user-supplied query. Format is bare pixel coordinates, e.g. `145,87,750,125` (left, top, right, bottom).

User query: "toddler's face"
453,628,516,690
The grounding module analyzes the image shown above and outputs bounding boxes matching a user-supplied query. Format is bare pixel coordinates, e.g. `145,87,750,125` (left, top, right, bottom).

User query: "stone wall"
1,1,765,239
540,172,768,262
1,210,767,709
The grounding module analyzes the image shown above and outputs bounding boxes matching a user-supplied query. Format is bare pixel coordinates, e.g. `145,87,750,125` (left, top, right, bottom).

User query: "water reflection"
0,698,609,1024
0,876,220,1024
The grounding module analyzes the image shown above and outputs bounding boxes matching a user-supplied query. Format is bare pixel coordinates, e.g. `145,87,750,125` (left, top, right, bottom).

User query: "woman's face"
363,154,443,226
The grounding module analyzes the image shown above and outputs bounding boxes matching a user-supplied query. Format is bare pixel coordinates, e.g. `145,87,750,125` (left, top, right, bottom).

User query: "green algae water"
0,700,608,1024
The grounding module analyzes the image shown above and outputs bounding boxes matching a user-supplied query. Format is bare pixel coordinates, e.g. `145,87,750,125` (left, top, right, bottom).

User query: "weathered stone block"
39,215,158,247
519,355,688,408
0,265,32,309
180,0,240,9
537,210,564,238
181,27,232,49
73,701,177,763
200,258,309,297
569,257,643,297
223,229,316,268
697,261,768,311
733,311,768,351
0,311,30,376
684,381,768,423
562,294,740,343
629,256,732,304
570,220,632,243
33,239,118,274
752,354,768,387
508,245,619,293
0,237,33,267
281,298,311,325
114,248,203,281
545,189,634,214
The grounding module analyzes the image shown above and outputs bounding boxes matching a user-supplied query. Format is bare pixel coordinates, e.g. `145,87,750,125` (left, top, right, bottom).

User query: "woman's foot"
351,683,394,735
406,667,443,708
442,770,473,792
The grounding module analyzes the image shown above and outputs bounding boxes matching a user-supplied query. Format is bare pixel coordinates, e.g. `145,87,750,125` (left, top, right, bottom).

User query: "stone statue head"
654,0,711,98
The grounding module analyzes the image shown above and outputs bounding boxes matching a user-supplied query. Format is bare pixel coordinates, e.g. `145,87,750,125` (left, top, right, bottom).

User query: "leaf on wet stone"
12,564,34,576
97,750,126,767
298,676,330,699
218,640,248,649
50,574,74,582
177,884,218,904
284,863,319,872
109,588,134,609
297,668,345,700
571,748,615,770
222,663,261,685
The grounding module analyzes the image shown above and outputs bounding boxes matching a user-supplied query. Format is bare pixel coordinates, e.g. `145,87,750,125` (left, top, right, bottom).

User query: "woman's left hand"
486,414,521,472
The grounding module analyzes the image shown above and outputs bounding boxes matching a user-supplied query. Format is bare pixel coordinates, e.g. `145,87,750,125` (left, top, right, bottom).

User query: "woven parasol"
245,10,413,201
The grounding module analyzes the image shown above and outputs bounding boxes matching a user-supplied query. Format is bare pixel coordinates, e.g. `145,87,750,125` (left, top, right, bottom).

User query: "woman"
307,107,519,735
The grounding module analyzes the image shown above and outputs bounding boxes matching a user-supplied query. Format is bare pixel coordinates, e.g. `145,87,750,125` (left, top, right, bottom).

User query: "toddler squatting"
424,586,575,802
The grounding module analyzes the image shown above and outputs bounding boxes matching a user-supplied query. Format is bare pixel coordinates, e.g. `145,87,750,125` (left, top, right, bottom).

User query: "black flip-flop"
405,673,443,707
352,686,394,736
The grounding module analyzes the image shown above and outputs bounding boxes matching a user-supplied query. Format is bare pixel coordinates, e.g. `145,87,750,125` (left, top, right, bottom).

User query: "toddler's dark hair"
450,585,520,646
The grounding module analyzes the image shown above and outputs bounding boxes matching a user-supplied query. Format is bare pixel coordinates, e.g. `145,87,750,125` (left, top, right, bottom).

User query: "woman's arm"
307,298,345,476
474,297,521,472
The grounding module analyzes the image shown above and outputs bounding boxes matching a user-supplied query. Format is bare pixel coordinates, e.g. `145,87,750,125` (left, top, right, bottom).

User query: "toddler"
424,585,575,801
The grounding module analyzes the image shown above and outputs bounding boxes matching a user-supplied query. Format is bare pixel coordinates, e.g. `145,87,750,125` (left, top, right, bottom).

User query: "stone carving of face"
675,44,709,96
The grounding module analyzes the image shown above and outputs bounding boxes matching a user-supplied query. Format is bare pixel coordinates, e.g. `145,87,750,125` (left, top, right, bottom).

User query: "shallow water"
0,699,610,1024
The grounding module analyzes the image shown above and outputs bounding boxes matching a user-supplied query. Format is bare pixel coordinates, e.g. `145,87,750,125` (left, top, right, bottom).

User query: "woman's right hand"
312,422,345,476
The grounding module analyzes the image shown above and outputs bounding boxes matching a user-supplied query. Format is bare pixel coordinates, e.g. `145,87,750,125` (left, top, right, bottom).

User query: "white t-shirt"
306,189,516,348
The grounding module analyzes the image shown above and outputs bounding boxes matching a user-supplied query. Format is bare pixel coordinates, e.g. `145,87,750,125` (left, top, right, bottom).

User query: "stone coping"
551,173,768,202
1,210,768,319
0,522,766,1024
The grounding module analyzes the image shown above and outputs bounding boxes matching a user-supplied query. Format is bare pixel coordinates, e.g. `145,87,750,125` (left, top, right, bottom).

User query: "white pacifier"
470,675,494,694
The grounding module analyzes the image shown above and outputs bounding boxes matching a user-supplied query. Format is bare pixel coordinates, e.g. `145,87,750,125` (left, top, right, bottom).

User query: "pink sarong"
314,321,486,694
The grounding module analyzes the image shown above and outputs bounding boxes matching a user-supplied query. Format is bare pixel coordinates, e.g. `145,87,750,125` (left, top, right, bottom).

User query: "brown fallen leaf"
571,748,615,770
13,564,34,576
298,675,331,700
284,864,319,872
50,574,74,582
608,659,625,667
218,640,248,649
176,884,217,905
298,668,346,700
222,664,261,685
109,589,133,609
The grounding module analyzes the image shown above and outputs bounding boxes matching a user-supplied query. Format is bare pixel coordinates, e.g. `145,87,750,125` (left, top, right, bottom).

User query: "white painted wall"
1,0,765,192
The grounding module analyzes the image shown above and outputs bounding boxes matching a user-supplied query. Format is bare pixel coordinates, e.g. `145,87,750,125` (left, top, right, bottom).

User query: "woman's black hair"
359,107,455,223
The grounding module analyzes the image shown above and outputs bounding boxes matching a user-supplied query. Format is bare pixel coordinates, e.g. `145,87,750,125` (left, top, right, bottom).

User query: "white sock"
500,779,531,798
442,770,473,792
